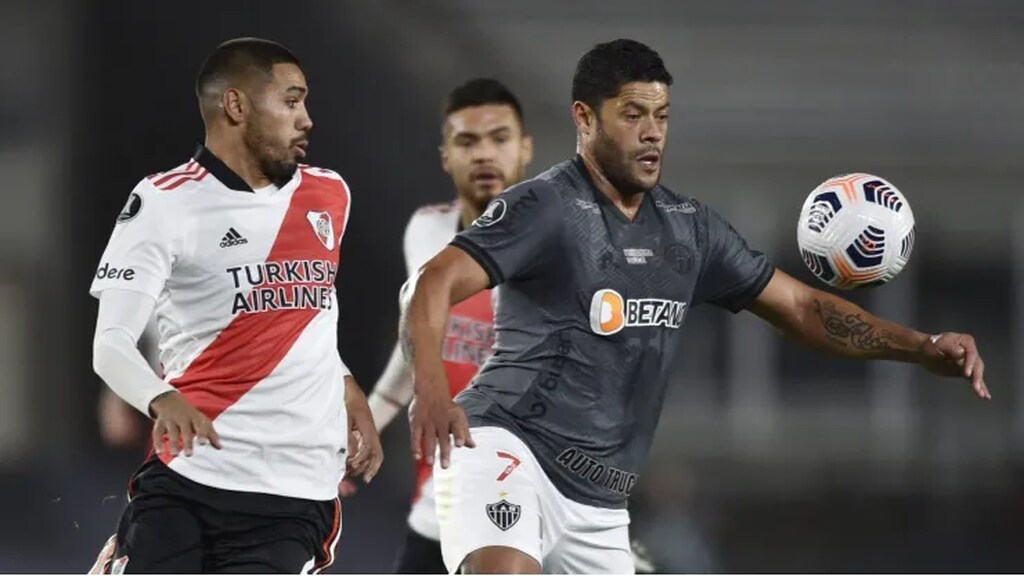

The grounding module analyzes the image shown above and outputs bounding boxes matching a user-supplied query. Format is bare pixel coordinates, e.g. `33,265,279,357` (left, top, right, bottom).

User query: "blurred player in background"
403,39,990,573
89,37,381,573
359,78,533,573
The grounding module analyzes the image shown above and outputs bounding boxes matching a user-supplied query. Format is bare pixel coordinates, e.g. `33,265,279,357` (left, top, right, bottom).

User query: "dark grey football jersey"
450,157,773,509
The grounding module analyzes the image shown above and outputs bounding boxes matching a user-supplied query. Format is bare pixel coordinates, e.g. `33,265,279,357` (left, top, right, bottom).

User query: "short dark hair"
443,78,525,130
195,37,300,101
571,39,673,110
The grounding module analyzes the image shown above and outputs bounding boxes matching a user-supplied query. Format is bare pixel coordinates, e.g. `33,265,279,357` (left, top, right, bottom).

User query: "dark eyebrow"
621,100,649,113
285,86,307,95
622,100,670,114
453,125,514,141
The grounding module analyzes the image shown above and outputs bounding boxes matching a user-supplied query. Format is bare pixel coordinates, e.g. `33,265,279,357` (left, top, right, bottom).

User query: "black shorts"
393,527,446,574
109,459,340,574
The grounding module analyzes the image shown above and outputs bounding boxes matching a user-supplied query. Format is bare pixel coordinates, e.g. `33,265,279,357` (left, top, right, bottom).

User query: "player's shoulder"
650,184,703,217
411,200,458,218
406,201,458,235
140,159,212,196
298,164,352,194
500,174,564,207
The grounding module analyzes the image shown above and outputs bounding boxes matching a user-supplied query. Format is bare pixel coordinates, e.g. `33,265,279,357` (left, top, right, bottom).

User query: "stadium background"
0,0,1022,572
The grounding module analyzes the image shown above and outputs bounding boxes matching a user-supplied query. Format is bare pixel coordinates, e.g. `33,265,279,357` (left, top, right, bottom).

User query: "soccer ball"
797,173,915,289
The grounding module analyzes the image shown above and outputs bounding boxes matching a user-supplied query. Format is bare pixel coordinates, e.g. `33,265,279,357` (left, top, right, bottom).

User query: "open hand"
150,391,222,456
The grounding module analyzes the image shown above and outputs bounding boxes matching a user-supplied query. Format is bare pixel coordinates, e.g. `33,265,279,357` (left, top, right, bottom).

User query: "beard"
244,122,299,183
592,123,658,196
460,159,526,213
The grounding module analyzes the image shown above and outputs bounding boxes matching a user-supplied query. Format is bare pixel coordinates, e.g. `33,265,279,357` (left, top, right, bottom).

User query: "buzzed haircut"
571,39,673,110
443,78,526,131
195,37,300,107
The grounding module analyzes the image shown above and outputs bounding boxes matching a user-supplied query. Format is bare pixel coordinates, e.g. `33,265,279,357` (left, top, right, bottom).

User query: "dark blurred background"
1,0,1022,572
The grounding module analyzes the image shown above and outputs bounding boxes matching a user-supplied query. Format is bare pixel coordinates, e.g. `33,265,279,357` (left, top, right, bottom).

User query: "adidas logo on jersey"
220,228,248,248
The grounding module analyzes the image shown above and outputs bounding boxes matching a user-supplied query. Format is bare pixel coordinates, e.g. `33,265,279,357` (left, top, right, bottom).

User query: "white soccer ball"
797,173,916,289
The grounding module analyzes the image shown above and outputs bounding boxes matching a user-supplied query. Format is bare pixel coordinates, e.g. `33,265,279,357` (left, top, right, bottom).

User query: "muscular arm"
748,269,990,399
400,245,491,388
747,269,929,361
400,245,490,464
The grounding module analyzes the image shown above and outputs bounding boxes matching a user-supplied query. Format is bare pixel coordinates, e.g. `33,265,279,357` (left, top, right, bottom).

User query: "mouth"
470,167,503,187
637,152,660,171
292,140,309,159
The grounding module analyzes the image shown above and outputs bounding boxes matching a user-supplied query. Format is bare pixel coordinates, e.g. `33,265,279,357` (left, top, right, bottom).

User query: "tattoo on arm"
812,298,895,352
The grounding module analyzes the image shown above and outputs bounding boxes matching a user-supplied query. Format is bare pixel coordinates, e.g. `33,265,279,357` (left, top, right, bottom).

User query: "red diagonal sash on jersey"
159,173,349,462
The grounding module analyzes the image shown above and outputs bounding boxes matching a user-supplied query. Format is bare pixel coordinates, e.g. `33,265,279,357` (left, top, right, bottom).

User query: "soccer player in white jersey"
88,37,382,574
356,78,533,573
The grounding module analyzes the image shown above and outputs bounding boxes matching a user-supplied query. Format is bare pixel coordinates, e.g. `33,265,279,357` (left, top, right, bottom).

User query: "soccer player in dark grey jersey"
402,39,990,574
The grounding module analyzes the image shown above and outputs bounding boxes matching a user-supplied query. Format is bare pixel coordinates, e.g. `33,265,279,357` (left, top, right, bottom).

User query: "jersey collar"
571,154,652,224
193,144,296,193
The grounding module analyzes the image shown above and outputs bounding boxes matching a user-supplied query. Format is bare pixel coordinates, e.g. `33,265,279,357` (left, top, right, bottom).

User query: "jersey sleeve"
694,205,775,313
89,180,178,301
449,182,563,287
402,212,433,278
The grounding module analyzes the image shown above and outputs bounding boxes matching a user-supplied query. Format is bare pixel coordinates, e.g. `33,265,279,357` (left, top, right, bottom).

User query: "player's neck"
457,198,484,229
578,150,643,221
204,136,273,190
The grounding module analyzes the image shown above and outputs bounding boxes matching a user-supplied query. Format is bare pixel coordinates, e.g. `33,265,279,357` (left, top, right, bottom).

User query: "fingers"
154,415,222,457
411,422,424,462
959,338,979,378
338,479,358,499
180,422,196,457
971,358,990,400
453,410,475,449
151,422,165,456
166,421,182,456
348,439,370,475
423,425,439,467
206,425,223,450
438,427,453,470
364,449,383,484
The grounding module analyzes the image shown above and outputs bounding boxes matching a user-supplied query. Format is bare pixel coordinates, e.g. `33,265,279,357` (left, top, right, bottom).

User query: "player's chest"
567,200,702,298
176,188,347,281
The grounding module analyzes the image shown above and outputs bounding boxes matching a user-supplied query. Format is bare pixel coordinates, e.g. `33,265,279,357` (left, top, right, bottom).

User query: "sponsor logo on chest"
589,288,687,336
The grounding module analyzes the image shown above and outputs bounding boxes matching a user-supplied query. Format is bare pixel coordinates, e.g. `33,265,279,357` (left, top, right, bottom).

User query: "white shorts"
407,475,440,540
434,426,633,574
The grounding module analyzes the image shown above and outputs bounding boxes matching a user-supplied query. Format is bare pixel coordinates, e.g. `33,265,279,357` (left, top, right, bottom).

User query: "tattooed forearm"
812,298,897,352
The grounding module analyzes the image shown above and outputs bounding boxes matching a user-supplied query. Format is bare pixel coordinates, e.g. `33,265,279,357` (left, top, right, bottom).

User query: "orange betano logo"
589,289,687,336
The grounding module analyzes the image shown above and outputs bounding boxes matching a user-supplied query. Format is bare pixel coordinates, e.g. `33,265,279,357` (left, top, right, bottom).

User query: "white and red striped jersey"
402,202,496,539
90,146,352,501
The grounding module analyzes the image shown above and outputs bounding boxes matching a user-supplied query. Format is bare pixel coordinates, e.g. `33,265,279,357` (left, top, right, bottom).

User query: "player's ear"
223,88,247,125
520,134,534,168
571,101,595,138
439,143,452,175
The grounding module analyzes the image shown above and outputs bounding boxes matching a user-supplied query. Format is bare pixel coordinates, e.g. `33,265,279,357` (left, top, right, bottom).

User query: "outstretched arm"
747,269,990,399
401,245,491,467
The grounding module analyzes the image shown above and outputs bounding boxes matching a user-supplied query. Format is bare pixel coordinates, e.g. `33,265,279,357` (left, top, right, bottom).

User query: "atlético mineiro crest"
306,211,334,251
485,499,521,531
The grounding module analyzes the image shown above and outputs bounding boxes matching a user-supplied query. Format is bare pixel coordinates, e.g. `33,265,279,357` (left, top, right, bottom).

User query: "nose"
297,107,313,133
471,139,498,164
639,116,663,146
